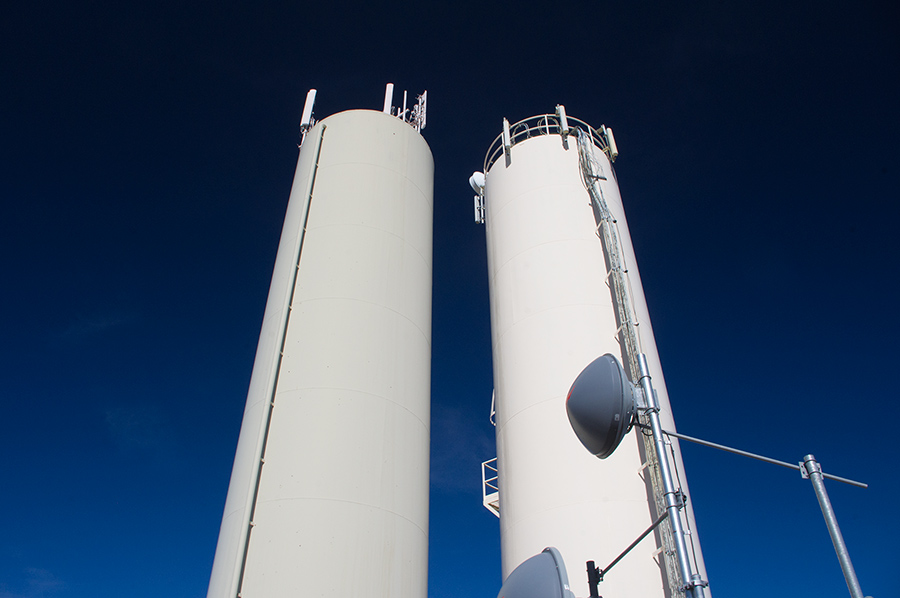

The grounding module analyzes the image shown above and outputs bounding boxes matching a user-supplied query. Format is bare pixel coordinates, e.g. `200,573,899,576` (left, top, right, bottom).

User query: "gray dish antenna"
566,354,637,459
496,547,575,598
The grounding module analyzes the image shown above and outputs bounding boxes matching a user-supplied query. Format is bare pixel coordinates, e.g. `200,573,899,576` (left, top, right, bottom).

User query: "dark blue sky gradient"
1,1,898,597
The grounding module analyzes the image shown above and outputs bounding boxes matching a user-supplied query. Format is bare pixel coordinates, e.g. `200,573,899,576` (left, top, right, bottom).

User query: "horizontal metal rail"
661,429,868,489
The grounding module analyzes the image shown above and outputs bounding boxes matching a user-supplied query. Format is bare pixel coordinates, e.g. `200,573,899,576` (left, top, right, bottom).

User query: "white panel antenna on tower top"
299,89,317,143
383,83,394,114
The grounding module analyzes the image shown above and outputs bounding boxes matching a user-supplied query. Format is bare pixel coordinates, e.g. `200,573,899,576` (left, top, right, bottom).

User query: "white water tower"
207,87,433,598
475,109,707,598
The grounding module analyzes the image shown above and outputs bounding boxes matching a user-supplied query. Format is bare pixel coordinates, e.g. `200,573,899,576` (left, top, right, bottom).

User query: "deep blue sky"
2,1,898,597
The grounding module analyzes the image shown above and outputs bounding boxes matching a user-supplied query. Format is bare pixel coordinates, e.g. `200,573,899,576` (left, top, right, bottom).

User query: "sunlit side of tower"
474,110,707,598
207,88,433,598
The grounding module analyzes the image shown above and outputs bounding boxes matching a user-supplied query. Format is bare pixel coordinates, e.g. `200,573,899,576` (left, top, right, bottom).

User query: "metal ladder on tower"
575,127,686,598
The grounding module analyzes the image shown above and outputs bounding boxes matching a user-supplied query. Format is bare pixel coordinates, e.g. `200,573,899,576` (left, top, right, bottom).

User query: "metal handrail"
483,114,610,172
482,458,499,493
482,458,501,517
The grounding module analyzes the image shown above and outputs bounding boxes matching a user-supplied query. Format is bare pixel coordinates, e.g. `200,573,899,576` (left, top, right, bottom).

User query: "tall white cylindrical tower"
208,101,433,598
479,113,706,598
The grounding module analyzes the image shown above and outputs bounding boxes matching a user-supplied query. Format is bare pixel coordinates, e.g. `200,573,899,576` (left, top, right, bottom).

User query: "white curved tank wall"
208,109,433,598
484,130,706,597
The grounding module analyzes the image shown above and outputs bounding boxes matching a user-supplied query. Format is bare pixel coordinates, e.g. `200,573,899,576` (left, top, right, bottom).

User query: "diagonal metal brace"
586,509,671,597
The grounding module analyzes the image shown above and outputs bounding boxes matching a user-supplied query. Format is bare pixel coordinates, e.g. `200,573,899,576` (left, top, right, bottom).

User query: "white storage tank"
208,93,433,598
478,112,707,598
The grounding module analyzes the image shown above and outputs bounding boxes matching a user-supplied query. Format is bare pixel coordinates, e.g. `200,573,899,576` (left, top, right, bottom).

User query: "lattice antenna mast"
382,83,427,132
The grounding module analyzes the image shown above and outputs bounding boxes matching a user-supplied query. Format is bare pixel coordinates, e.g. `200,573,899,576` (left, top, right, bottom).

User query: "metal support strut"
801,455,866,598
637,354,707,598
586,510,671,598
651,428,869,597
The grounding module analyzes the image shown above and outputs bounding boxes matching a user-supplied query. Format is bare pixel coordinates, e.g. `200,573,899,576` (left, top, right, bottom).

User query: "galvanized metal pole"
801,455,865,598
637,354,706,598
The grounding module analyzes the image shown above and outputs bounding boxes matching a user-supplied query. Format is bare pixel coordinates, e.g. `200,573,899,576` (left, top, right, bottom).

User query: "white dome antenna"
468,171,485,193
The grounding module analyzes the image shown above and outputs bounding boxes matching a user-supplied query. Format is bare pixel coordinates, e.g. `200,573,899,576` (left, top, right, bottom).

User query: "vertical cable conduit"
233,124,326,598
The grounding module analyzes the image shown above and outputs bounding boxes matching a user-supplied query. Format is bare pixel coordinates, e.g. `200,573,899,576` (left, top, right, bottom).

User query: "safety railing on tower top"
483,114,612,172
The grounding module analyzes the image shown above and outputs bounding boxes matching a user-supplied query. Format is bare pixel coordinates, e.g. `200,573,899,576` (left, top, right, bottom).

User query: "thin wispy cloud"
0,567,65,598
430,403,495,493
58,311,134,341
105,403,174,455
